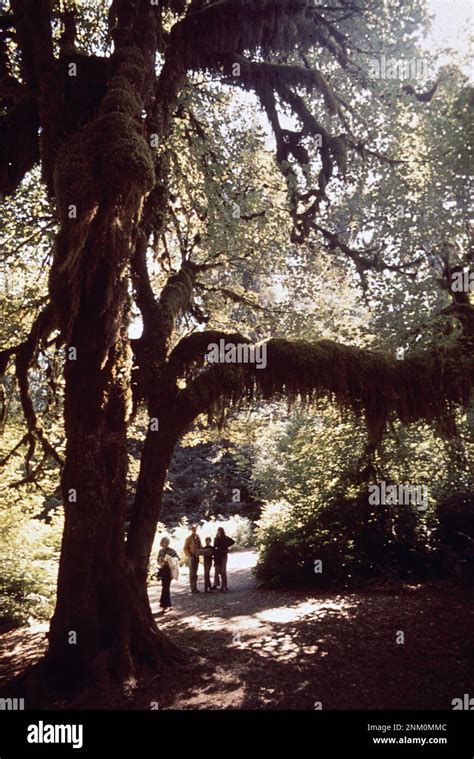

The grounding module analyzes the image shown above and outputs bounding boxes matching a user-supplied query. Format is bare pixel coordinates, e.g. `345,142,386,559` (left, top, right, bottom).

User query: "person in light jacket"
157,537,179,612
183,524,202,593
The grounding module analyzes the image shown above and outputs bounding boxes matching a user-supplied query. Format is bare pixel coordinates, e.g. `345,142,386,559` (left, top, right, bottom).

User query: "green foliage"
430,487,474,577
255,491,428,588
255,487,474,589
0,499,63,628
163,436,261,523
253,407,473,587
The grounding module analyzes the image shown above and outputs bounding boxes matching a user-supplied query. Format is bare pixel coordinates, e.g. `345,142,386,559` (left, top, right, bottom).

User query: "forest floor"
1,550,473,710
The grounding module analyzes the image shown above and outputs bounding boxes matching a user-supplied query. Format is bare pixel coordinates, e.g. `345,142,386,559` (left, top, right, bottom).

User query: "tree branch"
10,0,60,193
167,329,250,379
173,337,474,446
312,222,424,290
1,303,63,468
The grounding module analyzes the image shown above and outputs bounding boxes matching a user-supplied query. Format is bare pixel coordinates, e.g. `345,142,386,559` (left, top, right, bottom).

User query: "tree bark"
127,410,185,576
40,7,188,692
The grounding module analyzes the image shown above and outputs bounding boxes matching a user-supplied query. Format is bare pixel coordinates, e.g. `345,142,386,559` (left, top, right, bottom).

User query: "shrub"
0,501,63,628
430,488,474,578
255,491,429,588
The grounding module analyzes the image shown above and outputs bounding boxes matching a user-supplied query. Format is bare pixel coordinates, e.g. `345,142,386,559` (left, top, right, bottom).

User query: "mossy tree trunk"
39,5,187,693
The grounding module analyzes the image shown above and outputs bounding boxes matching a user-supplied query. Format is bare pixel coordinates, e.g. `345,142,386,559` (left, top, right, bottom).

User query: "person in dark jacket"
213,527,235,592
201,537,216,593
157,537,179,612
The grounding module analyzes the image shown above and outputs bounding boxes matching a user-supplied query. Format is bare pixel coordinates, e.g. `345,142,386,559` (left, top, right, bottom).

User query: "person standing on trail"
213,527,235,592
201,536,216,593
183,524,202,593
157,537,179,612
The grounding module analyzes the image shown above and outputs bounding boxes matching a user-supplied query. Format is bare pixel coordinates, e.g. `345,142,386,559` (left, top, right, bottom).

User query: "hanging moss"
176,337,474,448
154,265,196,351
173,0,312,69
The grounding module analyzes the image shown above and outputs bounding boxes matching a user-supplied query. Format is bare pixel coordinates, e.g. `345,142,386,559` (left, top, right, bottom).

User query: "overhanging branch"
174,337,474,446
167,329,250,380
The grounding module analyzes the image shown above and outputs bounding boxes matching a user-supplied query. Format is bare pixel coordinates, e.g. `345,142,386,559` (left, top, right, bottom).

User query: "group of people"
156,524,235,612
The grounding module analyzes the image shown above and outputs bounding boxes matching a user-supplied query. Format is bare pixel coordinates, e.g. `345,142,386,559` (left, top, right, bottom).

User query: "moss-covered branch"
167,329,250,380
0,303,62,469
174,337,474,446
131,261,204,408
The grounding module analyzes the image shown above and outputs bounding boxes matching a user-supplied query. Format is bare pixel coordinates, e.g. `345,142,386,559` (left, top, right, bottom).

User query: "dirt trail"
142,550,474,710
1,550,473,710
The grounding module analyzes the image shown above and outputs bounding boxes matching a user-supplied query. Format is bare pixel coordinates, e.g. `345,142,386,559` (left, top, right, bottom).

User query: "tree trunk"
33,6,190,693
43,206,189,694
46,307,133,687
127,413,183,578
44,297,184,695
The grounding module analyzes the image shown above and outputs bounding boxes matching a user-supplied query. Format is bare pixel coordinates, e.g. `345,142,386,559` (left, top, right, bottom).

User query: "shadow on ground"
137,550,474,710
1,550,473,710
